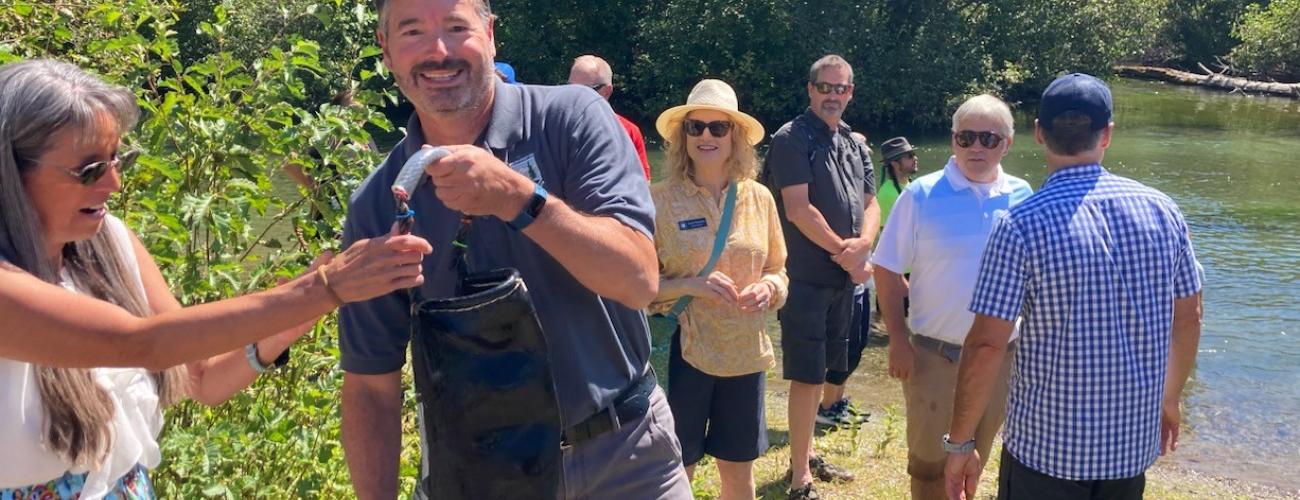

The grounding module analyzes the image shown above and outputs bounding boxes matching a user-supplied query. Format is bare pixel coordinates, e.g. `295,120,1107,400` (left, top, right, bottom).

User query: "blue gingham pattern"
970,164,1202,480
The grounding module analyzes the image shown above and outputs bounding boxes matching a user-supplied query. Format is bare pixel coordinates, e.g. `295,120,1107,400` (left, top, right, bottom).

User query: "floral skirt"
0,464,153,500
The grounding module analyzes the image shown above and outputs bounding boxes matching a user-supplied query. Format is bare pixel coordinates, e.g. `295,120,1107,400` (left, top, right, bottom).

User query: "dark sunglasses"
587,83,608,92
683,119,733,138
811,82,852,95
953,130,1004,149
64,150,140,186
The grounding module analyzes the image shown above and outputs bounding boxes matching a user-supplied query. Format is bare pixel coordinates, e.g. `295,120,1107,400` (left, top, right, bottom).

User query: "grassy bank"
648,317,1294,500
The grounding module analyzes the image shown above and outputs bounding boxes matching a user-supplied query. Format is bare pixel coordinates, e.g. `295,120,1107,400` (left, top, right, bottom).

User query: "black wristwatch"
507,183,549,231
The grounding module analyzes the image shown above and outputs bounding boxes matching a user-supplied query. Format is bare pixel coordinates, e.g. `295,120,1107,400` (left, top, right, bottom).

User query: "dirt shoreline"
843,333,1300,498
651,320,1300,498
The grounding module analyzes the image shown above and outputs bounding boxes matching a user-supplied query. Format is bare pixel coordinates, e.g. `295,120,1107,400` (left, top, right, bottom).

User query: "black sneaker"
815,404,845,427
816,399,867,428
787,482,821,500
833,398,870,424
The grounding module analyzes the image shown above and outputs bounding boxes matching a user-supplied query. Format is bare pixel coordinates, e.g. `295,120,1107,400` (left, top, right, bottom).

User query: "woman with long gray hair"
0,59,431,498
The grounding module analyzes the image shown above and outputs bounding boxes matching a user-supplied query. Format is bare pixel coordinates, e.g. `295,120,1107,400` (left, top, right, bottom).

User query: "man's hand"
944,450,983,500
832,237,872,269
833,237,874,283
849,260,874,284
424,144,533,221
737,281,774,313
1161,399,1181,455
888,335,915,380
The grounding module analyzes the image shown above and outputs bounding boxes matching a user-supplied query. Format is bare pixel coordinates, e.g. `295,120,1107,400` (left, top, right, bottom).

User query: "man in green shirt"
878,136,918,226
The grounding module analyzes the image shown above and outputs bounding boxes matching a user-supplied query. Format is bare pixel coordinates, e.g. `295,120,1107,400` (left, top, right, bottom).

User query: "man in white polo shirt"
871,94,1033,500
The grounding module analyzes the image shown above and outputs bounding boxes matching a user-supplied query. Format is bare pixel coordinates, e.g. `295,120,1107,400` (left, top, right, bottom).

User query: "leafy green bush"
1142,0,1249,68
0,1,424,496
1231,0,1300,81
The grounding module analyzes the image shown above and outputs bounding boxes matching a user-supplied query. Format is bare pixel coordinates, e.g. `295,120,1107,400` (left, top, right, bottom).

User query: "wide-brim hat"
881,136,916,162
656,79,765,146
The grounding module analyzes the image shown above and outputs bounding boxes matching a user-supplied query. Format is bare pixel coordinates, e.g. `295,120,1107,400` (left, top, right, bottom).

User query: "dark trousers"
825,287,869,386
997,449,1146,500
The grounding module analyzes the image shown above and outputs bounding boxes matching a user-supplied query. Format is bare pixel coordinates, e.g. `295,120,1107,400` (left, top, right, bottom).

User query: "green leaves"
1230,0,1300,80
1,3,398,494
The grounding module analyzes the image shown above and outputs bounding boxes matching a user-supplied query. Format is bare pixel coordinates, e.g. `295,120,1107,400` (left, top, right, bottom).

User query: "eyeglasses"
953,130,1004,149
811,82,853,95
683,119,733,138
587,83,608,92
63,150,140,186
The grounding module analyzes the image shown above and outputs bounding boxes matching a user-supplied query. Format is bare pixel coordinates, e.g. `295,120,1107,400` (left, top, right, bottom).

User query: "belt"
561,370,657,448
910,333,964,363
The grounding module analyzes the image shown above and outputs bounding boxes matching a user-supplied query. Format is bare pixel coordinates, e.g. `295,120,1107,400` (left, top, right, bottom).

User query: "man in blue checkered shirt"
942,73,1204,500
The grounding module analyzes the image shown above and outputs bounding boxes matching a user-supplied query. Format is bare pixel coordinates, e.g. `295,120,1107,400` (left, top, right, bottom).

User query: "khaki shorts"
902,336,1015,482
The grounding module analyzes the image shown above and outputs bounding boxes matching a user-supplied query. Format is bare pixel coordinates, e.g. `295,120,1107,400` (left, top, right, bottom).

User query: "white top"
871,158,1034,345
0,214,163,498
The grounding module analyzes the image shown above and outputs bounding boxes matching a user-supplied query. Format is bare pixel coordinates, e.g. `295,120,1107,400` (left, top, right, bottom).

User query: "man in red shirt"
568,55,652,181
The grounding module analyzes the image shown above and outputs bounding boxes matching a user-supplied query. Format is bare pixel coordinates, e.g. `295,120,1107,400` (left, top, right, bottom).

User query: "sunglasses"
953,130,1004,149
587,83,608,92
683,119,733,138
811,82,853,95
63,150,140,186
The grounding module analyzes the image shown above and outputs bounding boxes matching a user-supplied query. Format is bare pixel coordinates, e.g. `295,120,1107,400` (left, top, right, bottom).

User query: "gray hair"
375,0,493,35
809,54,853,84
0,59,185,467
570,54,613,85
952,94,1015,139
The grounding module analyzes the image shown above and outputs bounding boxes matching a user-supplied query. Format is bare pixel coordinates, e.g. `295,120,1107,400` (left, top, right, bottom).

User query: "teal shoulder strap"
666,182,738,319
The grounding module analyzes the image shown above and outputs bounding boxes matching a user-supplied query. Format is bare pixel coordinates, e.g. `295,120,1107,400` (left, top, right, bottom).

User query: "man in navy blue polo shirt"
944,73,1203,500
338,1,690,498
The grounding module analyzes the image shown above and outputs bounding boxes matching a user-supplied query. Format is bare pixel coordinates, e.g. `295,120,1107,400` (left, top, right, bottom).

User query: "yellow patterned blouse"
650,178,789,377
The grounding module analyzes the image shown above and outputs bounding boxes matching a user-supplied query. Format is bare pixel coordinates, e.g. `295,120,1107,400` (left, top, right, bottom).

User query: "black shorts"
667,332,768,465
779,280,854,384
997,449,1145,500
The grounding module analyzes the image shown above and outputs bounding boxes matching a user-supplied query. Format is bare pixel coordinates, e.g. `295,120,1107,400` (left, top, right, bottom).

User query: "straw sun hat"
655,79,765,146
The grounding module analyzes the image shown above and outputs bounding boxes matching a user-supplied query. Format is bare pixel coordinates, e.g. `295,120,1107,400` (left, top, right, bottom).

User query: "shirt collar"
1042,163,1105,188
402,78,523,157
800,108,851,136
482,78,524,151
942,156,1011,194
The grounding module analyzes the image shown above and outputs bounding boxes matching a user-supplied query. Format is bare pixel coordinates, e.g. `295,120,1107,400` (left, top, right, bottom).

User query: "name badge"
678,218,708,230
508,154,544,185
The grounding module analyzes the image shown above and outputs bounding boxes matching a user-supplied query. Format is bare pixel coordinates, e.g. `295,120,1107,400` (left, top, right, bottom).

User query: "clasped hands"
691,271,774,313
832,237,874,284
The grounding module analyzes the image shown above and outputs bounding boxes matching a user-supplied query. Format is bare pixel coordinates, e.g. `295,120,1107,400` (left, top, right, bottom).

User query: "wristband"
507,183,549,231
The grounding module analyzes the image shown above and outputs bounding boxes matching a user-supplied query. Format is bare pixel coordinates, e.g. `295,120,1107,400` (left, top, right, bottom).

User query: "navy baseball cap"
1038,73,1112,130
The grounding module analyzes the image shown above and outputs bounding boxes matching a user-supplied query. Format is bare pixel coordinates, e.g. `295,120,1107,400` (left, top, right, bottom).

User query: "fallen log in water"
1115,65,1300,99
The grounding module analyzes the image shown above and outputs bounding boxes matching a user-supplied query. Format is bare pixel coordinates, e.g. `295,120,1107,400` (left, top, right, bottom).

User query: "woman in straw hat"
649,79,788,500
